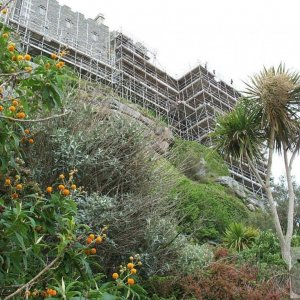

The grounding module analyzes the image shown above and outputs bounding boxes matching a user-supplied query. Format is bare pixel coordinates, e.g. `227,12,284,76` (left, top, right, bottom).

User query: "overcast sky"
57,0,300,182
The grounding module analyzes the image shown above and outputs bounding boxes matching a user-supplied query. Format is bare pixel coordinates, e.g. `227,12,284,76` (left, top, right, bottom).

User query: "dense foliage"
0,15,291,299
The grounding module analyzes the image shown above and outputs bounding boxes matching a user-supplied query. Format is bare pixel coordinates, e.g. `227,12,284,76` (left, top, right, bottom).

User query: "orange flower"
62,189,70,196
24,129,30,134
28,138,34,144
24,54,31,61
12,100,19,106
86,237,93,244
127,263,134,269
12,193,19,199
71,184,76,190
5,178,11,185
45,63,51,69
16,184,23,190
95,236,102,244
0,105,3,112
9,106,16,112
16,112,26,119
130,268,137,275
88,234,95,240
7,44,15,52
51,53,58,60
59,174,65,179
112,273,119,280
127,278,135,285
90,248,97,255
46,187,53,193
17,55,24,61
58,184,65,190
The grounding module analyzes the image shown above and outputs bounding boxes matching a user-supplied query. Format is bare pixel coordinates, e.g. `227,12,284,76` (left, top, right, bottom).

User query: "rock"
153,141,170,154
194,157,208,178
216,176,247,199
247,204,256,211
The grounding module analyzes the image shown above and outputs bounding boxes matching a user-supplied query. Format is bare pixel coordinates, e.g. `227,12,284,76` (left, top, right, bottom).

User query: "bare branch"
0,110,71,123
4,255,62,300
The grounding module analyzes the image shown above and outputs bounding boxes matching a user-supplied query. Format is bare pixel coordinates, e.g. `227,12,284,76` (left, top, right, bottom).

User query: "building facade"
2,0,266,196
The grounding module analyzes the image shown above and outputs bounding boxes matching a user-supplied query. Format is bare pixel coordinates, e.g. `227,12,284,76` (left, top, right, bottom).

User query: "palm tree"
213,64,300,268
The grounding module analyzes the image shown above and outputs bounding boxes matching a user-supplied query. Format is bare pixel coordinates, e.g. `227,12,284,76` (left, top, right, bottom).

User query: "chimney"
95,13,105,25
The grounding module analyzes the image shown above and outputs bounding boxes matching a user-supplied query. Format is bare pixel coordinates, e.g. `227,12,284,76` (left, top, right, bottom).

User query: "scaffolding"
3,3,266,198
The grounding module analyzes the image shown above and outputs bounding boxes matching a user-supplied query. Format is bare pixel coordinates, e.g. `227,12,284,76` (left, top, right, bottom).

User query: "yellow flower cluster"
3,174,24,200
46,170,79,197
84,226,108,255
112,254,142,286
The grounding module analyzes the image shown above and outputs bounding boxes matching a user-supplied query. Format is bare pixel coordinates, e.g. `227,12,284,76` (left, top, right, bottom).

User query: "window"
66,19,73,29
92,32,98,42
39,5,46,16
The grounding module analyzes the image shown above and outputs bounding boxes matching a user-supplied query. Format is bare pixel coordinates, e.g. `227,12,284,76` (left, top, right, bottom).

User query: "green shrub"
173,178,249,241
224,222,259,251
178,243,214,273
170,139,229,182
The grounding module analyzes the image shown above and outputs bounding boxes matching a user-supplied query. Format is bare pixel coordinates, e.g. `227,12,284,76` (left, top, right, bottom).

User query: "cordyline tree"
212,64,300,268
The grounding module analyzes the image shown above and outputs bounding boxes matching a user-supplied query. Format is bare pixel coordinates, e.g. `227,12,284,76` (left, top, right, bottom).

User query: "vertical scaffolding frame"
3,3,266,198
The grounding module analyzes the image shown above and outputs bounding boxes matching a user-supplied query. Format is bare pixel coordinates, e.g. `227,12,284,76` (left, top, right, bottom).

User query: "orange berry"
16,112,26,119
12,193,19,199
71,184,76,190
12,100,19,106
46,186,53,193
90,248,96,255
86,237,93,244
28,138,34,144
130,268,137,275
16,183,22,190
17,55,24,61
127,278,135,285
51,53,58,59
51,290,57,296
62,189,70,196
88,234,95,240
59,61,65,67
9,106,16,112
0,105,3,112
95,236,102,244
2,33,8,39
112,273,119,280
58,184,64,190
5,178,11,185
24,54,31,61
24,129,30,134
56,62,62,69
127,263,134,269
59,174,65,179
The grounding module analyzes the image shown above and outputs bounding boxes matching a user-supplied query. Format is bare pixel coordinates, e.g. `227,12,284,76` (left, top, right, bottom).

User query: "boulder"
216,176,247,199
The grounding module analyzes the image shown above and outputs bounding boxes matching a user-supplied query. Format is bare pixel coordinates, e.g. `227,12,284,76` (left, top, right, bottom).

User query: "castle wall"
11,0,109,60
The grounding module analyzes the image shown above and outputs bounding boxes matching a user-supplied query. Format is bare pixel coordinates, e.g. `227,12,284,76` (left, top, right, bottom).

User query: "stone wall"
12,0,109,60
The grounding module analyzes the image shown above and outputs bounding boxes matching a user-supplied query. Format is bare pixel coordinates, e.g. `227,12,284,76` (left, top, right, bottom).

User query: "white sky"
57,0,300,182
